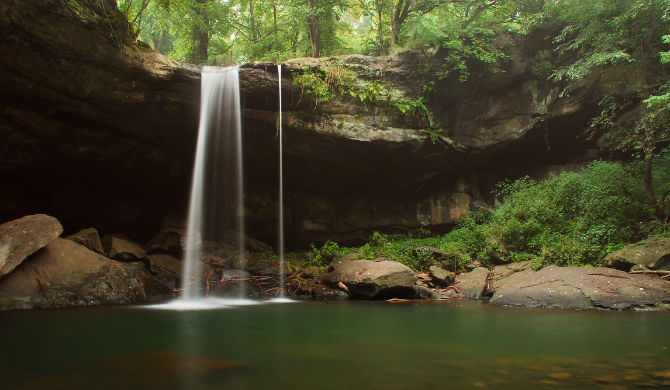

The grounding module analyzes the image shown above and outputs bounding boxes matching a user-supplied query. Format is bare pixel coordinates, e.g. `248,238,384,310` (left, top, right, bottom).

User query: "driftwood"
629,270,670,275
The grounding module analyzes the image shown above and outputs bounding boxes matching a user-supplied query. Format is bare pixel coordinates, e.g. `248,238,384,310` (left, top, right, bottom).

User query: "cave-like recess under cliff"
0,0,642,245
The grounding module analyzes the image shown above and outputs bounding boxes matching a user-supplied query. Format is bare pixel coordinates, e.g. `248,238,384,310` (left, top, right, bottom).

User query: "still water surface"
1,300,669,390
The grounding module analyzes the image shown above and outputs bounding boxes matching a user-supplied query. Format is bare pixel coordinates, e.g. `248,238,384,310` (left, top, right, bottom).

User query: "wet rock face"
490,266,670,310
320,259,418,299
0,214,63,280
0,238,171,309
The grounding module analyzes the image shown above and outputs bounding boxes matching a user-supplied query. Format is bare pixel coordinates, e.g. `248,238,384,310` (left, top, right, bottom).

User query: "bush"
440,161,651,268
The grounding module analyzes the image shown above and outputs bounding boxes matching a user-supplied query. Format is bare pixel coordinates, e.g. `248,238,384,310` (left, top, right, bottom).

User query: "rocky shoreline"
1,214,669,311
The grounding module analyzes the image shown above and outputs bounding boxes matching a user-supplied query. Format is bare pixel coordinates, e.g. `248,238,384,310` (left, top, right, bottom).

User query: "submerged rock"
320,259,418,299
65,227,104,255
604,238,670,271
490,266,670,310
0,238,171,309
0,214,63,280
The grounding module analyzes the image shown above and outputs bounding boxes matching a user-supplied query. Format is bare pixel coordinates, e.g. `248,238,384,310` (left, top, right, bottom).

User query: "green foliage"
314,161,664,271
293,63,356,106
441,161,653,268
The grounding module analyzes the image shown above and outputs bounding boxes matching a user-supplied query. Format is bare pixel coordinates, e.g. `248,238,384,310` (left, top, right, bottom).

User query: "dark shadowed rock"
429,265,455,286
210,280,260,298
102,234,147,261
320,259,418,299
145,215,188,255
221,230,274,253
313,285,351,301
490,266,670,310
0,214,63,280
65,228,104,255
0,238,171,309
604,238,670,271
147,253,183,278
452,267,490,299
412,285,441,299
147,253,182,289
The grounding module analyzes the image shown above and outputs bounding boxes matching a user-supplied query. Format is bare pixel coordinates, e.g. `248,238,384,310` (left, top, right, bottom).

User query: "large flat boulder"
320,259,417,299
490,266,670,310
488,261,535,295
0,214,63,280
0,238,171,309
604,238,670,271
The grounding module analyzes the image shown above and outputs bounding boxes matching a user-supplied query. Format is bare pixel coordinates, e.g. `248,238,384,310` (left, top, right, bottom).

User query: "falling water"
182,66,244,301
277,64,285,296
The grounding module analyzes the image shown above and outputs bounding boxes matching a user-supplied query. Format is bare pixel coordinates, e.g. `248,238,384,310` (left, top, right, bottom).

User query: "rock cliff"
0,0,640,243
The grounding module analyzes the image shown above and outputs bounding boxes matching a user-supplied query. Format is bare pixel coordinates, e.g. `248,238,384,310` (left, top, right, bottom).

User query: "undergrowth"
306,158,670,272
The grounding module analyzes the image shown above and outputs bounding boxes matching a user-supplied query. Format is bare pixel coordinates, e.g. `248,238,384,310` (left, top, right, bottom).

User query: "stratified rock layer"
490,266,670,310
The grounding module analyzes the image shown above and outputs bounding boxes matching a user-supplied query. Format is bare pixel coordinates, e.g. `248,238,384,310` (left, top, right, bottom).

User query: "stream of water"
278,64,285,296
1,301,669,390
183,66,244,301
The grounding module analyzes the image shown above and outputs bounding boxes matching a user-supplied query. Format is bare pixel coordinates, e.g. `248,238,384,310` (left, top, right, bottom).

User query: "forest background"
115,0,670,269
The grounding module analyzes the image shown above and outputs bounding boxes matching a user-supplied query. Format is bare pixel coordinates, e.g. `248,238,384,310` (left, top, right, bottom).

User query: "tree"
550,0,670,220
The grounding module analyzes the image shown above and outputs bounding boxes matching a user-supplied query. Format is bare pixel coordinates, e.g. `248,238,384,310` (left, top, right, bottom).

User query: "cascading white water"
277,64,285,296
182,66,244,301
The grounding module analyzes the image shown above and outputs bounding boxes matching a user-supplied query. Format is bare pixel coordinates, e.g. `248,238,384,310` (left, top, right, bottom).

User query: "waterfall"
277,64,285,296
182,66,244,301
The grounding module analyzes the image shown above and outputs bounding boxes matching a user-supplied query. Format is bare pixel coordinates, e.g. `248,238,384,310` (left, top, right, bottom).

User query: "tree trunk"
154,30,167,53
389,0,396,51
306,0,320,57
250,0,258,42
377,0,384,54
188,0,211,64
641,0,665,219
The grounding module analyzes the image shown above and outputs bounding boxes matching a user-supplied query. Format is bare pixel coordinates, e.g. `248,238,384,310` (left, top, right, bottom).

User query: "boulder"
0,238,171,309
490,266,670,310
452,267,490,299
221,230,274,253
147,254,183,278
144,215,188,255
488,261,535,294
313,285,351,301
102,234,147,261
412,285,441,299
320,259,418,299
429,265,455,286
0,214,63,280
604,238,670,271
65,228,104,255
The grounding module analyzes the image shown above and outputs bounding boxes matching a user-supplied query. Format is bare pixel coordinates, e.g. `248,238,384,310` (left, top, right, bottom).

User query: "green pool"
1,299,669,390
